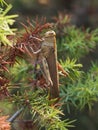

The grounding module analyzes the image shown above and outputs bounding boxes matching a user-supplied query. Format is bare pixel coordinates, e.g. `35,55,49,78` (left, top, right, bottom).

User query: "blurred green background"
5,0,98,130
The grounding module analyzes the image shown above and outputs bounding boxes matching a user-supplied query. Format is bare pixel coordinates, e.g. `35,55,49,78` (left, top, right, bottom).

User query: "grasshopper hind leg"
39,57,53,87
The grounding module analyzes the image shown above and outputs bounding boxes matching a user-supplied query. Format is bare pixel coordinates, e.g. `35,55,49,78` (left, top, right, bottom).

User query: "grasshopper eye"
49,31,56,35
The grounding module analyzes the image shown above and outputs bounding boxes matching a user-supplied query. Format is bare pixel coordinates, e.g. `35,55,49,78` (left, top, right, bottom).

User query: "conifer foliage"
0,1,98,130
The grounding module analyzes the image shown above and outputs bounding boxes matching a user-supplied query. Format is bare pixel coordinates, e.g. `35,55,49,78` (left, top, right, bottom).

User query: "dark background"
9,0,98,28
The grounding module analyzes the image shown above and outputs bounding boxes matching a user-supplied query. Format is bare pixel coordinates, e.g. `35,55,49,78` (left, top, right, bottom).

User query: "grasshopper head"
44,30,56,38
42,30,56,47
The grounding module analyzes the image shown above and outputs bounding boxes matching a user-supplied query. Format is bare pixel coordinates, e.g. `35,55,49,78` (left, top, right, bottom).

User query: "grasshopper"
43,30,59,98
24,30,67,98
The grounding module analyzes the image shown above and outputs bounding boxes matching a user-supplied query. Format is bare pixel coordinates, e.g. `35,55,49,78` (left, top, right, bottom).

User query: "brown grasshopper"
43,30,59,98
24,30,68,98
